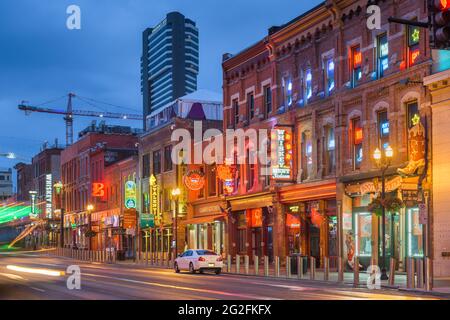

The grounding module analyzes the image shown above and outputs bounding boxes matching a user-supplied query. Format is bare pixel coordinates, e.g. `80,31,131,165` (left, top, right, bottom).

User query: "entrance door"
266,226,273,262
309,224,320,267
251,228,262,258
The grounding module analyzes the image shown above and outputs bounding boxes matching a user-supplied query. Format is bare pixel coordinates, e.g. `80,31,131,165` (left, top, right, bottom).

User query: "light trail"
6,265,64,277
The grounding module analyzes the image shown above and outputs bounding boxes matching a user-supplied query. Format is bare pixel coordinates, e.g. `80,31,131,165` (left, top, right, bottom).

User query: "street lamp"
87,204,94,251
171,188,181,261
0,152,16,159
53,181,64,248
373,145,394,281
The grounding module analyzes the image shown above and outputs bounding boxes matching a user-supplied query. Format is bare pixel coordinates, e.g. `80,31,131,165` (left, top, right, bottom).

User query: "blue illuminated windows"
283,77,293,108
305,68,312,101
377,33,389,78
378,111,389,150
352,117,363,170
326,59,335,95
351,46,362,87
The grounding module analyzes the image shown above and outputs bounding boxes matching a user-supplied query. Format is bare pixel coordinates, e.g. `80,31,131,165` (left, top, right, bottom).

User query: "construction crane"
18,93,143,146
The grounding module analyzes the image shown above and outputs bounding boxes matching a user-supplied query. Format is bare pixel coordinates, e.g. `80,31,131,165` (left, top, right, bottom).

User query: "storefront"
280,180,337,268
228,192,274,262
343,175,425,271
184,202,226,256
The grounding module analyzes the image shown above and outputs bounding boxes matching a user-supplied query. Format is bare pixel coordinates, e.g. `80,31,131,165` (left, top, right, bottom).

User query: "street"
0,252,442,300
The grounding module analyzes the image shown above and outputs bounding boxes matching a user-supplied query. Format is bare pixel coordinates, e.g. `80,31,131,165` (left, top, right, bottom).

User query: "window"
351,46,362,87
407,101,419,129
355,213,372,257
377,33,389,78
233,99,239,126
325,58,335,95
324,126,336,175
153,150,161,175
264,85,272,115
142,154,150,178
198,167,205,198
0,176,4,181
283,77,293,108
247,93,254,120
238,229,247,253
208,165,217,196
246,148,255,190
164,145,173,172
407,208,424,257
301,131,313,180
408,25,421,67
352,118,363,170
378,111,390,150
305,68,312,101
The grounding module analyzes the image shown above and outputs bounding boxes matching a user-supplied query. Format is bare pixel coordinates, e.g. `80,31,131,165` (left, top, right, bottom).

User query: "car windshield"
196,250,217,256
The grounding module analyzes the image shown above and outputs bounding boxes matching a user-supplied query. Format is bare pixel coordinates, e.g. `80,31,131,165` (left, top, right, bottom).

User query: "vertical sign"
45,174,53,218
149,175,160,224
29,190,38,219
271,126,293,180
124,180,137,209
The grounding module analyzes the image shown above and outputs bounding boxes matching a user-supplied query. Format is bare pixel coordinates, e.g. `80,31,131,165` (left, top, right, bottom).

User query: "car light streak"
6,265,64,277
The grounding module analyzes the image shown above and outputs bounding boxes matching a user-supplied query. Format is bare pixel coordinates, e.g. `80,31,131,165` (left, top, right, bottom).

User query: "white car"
174,249,223,274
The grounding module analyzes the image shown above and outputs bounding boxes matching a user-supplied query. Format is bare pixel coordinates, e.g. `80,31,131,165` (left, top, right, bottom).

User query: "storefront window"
286,212,301,255
407,208,424,257
355,212,372,257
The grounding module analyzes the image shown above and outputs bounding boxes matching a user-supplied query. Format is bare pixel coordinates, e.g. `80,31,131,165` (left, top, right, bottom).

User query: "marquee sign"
271,127,293,180
184,170,206,191
345,176,403,195
149,175,160,220
124,180,137,209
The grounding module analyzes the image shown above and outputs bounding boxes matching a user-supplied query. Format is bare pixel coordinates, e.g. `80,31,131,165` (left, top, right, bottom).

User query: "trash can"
290,254,308,275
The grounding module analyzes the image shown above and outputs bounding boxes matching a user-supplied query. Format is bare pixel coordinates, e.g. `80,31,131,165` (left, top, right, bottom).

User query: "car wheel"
189,263,196,274
199,269,204,274
174,262,180,273
215,269,222,275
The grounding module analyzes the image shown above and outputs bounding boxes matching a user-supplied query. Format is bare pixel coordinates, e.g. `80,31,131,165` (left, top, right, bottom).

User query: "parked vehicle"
174,249,223,274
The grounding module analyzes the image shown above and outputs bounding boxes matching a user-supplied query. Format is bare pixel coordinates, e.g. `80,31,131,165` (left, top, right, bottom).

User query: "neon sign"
92,183,105,197
271,127,293,180
410,48,420,66
354,51,362,67
45,174,52,218
124,180,137,209
149,175,160,222
184,170,206,191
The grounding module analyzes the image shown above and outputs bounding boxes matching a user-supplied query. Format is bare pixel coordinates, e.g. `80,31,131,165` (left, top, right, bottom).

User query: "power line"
75,95,140,113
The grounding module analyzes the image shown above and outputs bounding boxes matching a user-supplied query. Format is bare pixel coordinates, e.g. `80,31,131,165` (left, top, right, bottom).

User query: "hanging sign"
184,170,206,191
271,126,293,180
45,174,53,218
140,213,155,229
149,175,160,218
124,180,137,209
92,182,105,197
29,190,38,219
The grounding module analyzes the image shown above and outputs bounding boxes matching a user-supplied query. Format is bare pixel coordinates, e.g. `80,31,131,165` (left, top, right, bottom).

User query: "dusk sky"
0,0,322,182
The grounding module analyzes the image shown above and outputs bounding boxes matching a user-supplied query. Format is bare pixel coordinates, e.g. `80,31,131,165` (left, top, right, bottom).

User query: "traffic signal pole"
387,17,430,29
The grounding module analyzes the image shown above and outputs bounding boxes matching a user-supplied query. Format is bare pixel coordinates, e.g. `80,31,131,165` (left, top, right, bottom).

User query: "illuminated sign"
124,180,137,209
223,179,234,195
410,48,420,66
149,175,160,222
140,213,155,229
355,128,363,144
29,190,38,219
92,183,105,197
271,127,293,180
184,170,206,191
381,121,390,136
408,26,420,46
353,51,362,67
45,174,52,218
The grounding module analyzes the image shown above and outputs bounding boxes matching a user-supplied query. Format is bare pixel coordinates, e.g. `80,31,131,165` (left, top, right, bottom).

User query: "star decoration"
411,113,420,126
411,29,420,44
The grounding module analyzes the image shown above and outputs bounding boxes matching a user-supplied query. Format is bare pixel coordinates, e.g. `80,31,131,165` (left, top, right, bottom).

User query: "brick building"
222,0,435,273
61,122,140,250
14,162,33,202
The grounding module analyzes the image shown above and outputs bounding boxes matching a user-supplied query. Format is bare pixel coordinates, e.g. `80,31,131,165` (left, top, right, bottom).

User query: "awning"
181,214,226,225
280,181,336,203
229,193,273,211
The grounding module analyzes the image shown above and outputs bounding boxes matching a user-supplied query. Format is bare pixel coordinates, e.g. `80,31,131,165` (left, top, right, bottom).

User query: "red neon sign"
92,183,105,197
354,127,363,145
353,51,362,67
410,49,420,66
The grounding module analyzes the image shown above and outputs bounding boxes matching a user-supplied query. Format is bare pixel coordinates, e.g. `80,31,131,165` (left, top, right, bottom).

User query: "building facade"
61,122,140,251
141,11,199,129
138,90,222,260
0,168,13,201
14,162,33,202
222,0,434,273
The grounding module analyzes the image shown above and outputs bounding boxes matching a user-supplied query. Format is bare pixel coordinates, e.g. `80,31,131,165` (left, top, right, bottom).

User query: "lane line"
83,273,280,300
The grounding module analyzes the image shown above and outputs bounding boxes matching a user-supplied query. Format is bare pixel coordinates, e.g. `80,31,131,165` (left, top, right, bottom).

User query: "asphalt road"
0,251,442,300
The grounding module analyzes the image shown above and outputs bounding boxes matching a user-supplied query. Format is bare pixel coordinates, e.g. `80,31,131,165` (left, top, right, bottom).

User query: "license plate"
208,263,214,267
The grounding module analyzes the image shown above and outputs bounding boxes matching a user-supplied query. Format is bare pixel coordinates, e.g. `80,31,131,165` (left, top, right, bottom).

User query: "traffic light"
430,0,450,49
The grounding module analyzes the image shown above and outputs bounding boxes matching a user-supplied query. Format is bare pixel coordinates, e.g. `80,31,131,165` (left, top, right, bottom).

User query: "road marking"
83,273,280,300
29,286,46,293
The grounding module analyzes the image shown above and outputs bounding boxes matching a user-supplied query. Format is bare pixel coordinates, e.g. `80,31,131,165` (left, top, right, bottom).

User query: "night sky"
0,0,323,187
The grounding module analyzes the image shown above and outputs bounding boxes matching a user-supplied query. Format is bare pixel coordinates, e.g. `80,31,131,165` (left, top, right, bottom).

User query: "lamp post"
373,145,394,281
87,204,94,251
53,181,63,248
171,188,181,261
